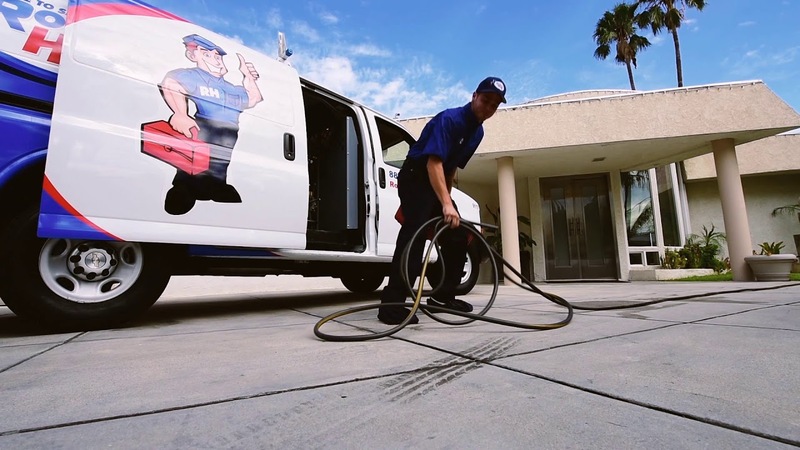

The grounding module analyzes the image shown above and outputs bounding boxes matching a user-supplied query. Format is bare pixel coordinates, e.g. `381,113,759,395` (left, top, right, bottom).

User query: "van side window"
375,116,413,168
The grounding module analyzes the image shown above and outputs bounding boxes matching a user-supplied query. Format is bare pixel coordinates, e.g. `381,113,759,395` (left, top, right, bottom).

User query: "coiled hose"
313,217,753,342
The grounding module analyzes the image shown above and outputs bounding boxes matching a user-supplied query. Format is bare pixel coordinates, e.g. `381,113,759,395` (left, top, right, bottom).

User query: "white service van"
0,0,483,329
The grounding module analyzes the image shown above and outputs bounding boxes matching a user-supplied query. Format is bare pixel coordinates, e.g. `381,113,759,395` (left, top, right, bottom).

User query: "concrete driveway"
1,276,798,449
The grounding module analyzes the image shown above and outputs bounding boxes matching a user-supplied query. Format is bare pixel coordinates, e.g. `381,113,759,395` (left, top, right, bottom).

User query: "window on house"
656,165,681,246
622,170,655,247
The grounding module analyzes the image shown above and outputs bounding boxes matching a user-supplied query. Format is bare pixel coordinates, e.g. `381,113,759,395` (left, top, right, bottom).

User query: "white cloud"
350,43,391,58
266,8,283,29
738,21,757,27
682,17,700,32
221,34,245,46
772,46,799,64
292,49,471,117
319,11,339,25
216,4,476,117
725,45,800,79
193,14,231,29
298,56,359,93
291,20,321,43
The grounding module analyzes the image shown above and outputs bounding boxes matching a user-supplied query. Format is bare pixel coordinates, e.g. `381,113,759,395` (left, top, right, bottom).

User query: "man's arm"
161,77,197,138
445,170,456,192
427,156,460,228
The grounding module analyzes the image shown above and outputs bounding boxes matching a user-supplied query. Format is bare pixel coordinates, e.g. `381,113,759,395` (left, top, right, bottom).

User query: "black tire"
425,244,481,296
0,206,172,331
340,273,385,293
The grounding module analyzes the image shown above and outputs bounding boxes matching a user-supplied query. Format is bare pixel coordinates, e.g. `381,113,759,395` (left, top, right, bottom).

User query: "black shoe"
377,304,419,325
211,183,242,203
426,297,473,313
164,185,196,215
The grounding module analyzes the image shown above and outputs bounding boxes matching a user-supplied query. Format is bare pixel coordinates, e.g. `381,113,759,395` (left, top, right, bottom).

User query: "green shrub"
678,224,727,273
661,249,687,269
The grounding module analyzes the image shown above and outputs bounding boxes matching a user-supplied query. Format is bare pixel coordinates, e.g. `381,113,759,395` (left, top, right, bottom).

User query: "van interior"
302,87,366,252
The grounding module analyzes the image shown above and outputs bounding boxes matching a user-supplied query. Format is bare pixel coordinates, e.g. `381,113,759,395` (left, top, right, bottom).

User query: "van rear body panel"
42,0,309,248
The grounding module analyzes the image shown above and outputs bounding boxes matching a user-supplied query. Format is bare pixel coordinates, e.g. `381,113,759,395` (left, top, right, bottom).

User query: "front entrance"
541,175,617,280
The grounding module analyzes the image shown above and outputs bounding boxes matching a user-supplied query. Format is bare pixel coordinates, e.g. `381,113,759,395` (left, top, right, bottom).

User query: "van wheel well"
0,160,45,230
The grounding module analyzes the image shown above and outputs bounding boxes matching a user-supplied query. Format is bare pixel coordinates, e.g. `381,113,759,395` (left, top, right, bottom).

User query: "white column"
712,138,754,281
529,176,545,281
609,171,628,280
497,157,521,284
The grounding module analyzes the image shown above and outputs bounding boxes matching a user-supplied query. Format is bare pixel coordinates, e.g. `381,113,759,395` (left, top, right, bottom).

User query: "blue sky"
146,0,800,119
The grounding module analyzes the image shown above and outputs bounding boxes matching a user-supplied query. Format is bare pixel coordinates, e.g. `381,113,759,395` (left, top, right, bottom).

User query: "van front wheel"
425,245,481,296
0,207,171,331
340,273,385,293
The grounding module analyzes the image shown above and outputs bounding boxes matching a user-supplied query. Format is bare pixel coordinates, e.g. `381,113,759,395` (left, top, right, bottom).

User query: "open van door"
41,0,308,249
365,112,411,256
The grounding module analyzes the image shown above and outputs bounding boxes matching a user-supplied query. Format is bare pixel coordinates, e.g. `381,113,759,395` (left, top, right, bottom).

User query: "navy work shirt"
406,103,483,174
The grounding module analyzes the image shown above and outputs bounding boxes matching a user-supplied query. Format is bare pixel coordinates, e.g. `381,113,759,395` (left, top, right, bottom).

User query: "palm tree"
593,3,652,90
635,0,706,87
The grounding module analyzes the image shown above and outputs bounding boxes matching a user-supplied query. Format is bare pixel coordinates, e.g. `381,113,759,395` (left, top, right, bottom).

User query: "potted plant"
484,205,536,279
744,241,798,281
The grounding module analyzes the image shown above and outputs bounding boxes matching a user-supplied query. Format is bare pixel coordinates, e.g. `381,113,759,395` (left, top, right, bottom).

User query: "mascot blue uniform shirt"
406,103,483,172
165,67,249,124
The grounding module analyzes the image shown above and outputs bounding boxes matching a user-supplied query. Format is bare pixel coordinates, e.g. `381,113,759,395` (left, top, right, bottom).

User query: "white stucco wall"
684,133,800,180
685,173,800,256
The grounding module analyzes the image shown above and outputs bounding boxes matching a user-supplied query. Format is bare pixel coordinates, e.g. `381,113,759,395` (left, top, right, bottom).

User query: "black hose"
313,217,796,341
314,217,576,341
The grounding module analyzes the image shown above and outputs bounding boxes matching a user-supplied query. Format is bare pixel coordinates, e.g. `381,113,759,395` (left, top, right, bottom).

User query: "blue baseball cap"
476,76,507,103
182,34,227,56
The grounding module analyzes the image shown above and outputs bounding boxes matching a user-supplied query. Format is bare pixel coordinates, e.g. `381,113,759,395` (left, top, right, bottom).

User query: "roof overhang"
400,81,800,184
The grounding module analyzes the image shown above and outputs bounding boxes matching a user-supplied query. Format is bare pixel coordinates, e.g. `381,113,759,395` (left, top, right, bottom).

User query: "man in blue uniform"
160,34,263,215
378,77,506,325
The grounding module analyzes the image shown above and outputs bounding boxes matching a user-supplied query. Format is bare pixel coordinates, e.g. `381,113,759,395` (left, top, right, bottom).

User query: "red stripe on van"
43,175,122,241
68,3,189,25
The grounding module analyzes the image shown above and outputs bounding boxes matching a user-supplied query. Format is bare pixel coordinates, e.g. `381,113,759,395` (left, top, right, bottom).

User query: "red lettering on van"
22,25,62,64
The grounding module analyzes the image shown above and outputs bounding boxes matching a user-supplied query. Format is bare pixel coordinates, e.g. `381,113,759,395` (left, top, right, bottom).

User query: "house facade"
399,81,800,282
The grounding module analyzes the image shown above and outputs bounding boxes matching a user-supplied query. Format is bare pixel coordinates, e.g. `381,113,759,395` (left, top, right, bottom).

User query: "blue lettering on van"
1,0,34,31
1,0,66,32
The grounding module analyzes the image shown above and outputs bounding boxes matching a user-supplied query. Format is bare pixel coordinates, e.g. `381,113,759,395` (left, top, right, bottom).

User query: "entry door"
541,175,617,280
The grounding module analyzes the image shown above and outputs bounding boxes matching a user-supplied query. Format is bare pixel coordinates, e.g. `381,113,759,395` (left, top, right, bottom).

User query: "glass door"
541,175,617,280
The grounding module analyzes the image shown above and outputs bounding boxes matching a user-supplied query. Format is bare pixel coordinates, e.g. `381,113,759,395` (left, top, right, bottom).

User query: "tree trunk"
626,61,636,90
671,27,683,87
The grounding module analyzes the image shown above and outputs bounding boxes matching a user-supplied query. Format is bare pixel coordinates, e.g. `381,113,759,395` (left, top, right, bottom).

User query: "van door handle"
378,168,386,188
283,133,295,161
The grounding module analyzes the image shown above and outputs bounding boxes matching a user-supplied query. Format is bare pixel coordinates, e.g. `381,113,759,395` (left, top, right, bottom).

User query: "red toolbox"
141,120,210,175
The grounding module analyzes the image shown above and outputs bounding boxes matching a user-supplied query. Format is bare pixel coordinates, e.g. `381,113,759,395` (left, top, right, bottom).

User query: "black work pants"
380,162,467,304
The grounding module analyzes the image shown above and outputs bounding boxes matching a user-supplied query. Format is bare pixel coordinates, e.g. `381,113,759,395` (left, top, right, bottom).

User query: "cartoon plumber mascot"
159,34,263,215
